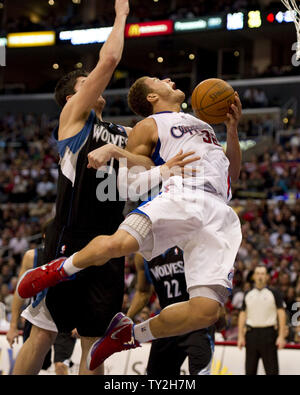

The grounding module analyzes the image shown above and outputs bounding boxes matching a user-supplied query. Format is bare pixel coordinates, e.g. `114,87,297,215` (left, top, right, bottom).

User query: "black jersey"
53,110,128,235
144,247,188,309
145,246,215,346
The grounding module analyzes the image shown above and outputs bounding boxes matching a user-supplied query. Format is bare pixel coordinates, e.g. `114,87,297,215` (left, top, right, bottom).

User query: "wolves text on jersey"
93,124,128,147
150,261,184,281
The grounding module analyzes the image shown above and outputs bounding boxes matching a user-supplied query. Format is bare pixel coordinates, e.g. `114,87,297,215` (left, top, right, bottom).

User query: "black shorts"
53,332,76,363
147,329,214,375
44,221,125,337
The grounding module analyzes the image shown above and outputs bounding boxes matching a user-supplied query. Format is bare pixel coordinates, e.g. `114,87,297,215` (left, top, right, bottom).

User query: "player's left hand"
224,92,242,132
6,327,19,348
87,144,115,169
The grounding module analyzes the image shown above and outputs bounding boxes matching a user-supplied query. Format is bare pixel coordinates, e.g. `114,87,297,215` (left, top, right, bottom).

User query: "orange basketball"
191,78,235,124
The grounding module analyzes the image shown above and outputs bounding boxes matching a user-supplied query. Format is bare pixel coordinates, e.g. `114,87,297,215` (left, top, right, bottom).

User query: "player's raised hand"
115,0,130,18
224,92,242,132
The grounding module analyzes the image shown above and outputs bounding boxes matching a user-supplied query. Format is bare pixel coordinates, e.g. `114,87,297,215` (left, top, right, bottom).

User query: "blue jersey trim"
207,333,215,353
161,248,172,258
53,110,95,158
116,124,127,136
154,111,173,114
33,248,38,268
143,259,153,285
151,138,165,166
130,207,150,219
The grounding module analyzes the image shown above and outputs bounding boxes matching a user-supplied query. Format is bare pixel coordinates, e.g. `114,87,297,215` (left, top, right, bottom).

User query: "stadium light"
226,12,244,30
275,10,295,23
59,27,113,45
248,11,262,28
174,17,222,32
0,37,7,46
267,13,275,23
7,31,56,47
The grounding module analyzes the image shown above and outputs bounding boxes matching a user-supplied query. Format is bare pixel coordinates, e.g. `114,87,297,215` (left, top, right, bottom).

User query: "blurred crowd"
0,112,58,204
0,110,300,345
233,132,300,199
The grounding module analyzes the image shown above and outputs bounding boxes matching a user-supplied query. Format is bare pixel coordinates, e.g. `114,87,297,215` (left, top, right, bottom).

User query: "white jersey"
149,111,231,202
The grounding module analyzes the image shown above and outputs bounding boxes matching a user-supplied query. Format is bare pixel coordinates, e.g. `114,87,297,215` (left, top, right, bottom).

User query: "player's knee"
90,235,120,260
105,235,133,258
104,237,124,257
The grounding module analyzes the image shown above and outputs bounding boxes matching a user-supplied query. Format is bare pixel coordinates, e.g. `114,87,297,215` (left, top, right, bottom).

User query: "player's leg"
87,296,221,371
17,214,149,299
53,332,77,375
71,229,139,270
14,297,59,374
181,330,214,375
54,362,68,375
13,325,57,375
146,337,186,375
145,297,220,339
80,336,104,375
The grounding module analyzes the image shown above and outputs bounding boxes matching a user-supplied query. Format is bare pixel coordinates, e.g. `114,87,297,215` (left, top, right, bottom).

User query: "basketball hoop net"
281,0,300,60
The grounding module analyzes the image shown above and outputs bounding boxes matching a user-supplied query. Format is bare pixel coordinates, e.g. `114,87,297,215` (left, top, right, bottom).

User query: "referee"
237,265,287,375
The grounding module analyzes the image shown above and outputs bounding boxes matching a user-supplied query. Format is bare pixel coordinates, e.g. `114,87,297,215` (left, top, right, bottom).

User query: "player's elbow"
99,53,120,70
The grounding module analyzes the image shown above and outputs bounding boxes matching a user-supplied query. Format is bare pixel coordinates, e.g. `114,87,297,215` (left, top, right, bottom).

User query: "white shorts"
121,178,242,293
21,298,58,333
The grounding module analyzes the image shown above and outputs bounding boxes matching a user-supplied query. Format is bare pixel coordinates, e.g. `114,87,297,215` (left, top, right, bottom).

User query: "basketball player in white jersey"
18,76,243,370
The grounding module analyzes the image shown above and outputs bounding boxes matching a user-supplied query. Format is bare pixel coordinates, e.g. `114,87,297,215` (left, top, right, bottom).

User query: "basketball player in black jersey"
7,240,76,375
128,249,221,375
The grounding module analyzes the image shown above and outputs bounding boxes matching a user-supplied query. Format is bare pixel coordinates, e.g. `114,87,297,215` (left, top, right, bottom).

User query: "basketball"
191,78,235,124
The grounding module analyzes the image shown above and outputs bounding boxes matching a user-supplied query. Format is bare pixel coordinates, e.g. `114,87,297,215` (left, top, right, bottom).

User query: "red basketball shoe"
17,257,69,299
87,312,140,371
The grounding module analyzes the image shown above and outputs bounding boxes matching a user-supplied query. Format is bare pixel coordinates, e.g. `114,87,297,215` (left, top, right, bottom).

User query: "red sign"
267,13,275,23
125,20,173,38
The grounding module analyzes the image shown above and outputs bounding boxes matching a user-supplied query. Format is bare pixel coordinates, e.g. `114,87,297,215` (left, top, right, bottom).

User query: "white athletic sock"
133,318,156,343
62,253,82,275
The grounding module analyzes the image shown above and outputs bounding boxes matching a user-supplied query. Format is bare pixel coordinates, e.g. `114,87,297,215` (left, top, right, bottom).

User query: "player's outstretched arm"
60,0,129,128
127,254,153,320
224,92,242,183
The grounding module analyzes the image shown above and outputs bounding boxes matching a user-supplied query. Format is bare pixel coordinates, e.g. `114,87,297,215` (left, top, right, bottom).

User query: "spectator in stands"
8,231,28,266
36,175,56,202
0,283,13,316
254,89,268,108
225,310,239,340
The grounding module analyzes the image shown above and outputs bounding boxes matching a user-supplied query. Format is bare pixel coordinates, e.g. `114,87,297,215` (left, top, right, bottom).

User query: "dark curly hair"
54,69,89,108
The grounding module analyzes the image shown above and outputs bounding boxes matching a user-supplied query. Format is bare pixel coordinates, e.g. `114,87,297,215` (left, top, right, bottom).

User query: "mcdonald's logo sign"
125,20,173,38
128,24,140,36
